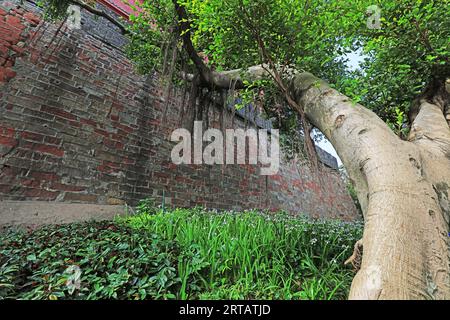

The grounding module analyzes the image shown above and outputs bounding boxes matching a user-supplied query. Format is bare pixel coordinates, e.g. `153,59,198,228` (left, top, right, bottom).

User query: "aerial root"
345,239,363,271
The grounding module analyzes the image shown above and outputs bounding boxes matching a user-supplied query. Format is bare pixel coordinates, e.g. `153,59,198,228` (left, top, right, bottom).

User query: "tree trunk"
289,72,450,299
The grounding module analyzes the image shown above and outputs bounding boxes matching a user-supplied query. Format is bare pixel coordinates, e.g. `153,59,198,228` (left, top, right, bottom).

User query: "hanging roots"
345,239,363,272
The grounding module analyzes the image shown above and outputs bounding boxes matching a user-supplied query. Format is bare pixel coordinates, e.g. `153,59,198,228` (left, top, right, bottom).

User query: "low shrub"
0,207,363,300
0,221,180,299
120,207,363,300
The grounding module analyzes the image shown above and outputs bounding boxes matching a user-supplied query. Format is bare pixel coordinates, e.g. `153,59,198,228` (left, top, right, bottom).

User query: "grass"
0,204,363,300
120,207,363,299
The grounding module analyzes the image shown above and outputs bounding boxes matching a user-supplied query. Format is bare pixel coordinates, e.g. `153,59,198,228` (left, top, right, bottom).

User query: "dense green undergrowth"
0,206,362,300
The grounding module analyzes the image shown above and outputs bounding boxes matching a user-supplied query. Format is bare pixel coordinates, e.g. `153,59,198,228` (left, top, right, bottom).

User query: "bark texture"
290,73,450,299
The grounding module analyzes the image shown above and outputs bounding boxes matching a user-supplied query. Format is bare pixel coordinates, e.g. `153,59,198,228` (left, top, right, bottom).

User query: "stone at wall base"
0,200,126,229
107,197,126,205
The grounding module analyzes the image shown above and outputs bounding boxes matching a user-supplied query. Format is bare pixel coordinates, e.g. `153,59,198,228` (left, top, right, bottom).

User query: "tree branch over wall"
26,0,128,34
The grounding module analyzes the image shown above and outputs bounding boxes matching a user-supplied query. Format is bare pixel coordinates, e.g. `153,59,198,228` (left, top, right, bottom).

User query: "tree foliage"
126,0,449,133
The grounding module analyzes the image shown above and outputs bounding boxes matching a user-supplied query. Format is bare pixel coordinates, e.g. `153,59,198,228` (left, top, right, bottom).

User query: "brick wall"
0,1,359,220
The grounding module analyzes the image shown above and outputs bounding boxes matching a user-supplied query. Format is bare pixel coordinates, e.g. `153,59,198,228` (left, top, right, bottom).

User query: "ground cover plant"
0,204,362,300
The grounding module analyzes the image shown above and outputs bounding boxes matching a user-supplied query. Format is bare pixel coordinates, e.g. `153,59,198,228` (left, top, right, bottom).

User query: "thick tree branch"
409,78,450,156
173,0,271,90
409,101,450,157
172,0,211,85
72,0,128,34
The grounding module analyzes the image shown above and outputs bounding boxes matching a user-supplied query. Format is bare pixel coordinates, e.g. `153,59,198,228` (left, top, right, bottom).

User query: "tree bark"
291,72,450,299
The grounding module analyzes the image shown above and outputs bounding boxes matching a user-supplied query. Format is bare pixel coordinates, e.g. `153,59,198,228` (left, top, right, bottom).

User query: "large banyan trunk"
290,73,450,299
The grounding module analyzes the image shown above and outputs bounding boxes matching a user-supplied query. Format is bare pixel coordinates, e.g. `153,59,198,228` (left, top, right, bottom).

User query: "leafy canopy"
127,0,449,128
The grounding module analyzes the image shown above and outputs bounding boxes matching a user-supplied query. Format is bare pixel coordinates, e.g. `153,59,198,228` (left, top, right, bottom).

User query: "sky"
314,50,365,167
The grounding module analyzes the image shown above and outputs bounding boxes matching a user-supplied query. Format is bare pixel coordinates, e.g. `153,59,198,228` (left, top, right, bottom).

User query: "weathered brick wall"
0,1,359,220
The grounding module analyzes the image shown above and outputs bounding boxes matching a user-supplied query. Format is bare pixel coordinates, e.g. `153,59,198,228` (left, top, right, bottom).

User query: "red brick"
41,105,77,121
115,123,133,134
33,144,65,157
44,136,61,146
147,119,160,126
271,174,282,181
11,44,24,55
29,51,40,63
94,128,109,137
0,125,15,137
4,67,16,80
0,135,17,147
103,139,123,150
1,31,22,44
97,164,113,173
110,101,123,111
80,118,97,126
0,39,11,49
0,184,12,193
0,45,8,56
30,172,59,181
0,6,359,219
20,178,40,188
67,120,81,128
23,188,58,200
5,15,24,30
3,59,14,67
0,9,7,16
50,183,86,192
154,172,169,179
110,133,123,141
168,163,176,169
103,161,120,169
63,192,98,203
115,141,124,150
176,176,192,183
23,12,40,25
122,157,135,165
5,14,21,24
21,131,44,142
